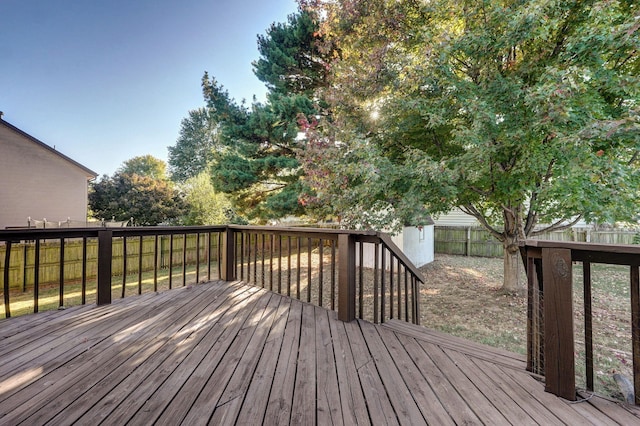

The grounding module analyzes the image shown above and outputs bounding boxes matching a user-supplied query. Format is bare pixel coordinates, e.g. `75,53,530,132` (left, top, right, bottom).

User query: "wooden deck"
1,281,639,425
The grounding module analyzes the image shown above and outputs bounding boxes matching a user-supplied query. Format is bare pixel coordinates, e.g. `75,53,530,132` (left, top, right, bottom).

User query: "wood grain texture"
1,279,638,425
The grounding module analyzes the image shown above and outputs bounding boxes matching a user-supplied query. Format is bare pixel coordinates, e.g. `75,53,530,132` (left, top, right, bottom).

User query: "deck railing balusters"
196,233,201,284
35,239,41,312
331,240,336,311
381,247,386,323
583,261,594,391
59,237,65,308
318,239,324,308
524,240,640,403
261,234,266,288
287,236,292,297
122,236,127,298
269,234,274,292
81,237,88,304
390,255,394,320
1,226,423,327
3,241,12,317
404,268,409,323
154,235,159,291
138,236,143,295
358,241,364,319
296,237,301,299
632,263,640,405
182,234,187,286
373,243,379,323
307,237,312,303
168,234,174,289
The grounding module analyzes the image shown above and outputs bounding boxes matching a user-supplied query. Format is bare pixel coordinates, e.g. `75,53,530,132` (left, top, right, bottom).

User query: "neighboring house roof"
0,116,97,178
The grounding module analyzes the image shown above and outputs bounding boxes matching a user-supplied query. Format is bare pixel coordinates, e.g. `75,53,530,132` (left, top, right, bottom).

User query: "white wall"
358,225,434,270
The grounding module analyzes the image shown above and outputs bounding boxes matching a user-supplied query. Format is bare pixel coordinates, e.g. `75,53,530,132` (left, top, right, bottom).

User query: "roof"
0,117,98,178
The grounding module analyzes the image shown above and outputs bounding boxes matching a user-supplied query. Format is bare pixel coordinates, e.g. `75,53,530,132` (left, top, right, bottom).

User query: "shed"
359,215,435,269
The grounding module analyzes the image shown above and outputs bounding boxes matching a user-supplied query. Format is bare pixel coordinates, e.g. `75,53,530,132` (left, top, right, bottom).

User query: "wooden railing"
1,226,423,325
228,226,424,324
1,226,226,318
522,240,640,403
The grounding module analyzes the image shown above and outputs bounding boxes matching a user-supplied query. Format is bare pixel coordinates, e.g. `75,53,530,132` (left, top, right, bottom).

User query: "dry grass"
418,254,528,354
419,254,634,401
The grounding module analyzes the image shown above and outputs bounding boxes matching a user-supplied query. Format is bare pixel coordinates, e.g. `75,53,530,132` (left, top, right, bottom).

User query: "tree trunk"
502,235,524,294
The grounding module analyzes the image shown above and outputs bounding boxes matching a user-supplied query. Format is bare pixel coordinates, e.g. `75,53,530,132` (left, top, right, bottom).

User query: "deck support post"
338,233,356,322
222,227,236,282
542,247,576,401
97,229,113,305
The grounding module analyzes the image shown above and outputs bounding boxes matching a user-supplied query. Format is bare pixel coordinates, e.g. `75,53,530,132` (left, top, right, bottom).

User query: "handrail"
1,225,424,326
229,226,423,325
376,232,425,283
522,239,640,404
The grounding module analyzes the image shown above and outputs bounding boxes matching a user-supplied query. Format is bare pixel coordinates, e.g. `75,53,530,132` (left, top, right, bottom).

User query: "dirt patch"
419,254,527,354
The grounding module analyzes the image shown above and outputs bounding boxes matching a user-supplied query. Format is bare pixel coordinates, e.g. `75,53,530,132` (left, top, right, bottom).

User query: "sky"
0,0,299,176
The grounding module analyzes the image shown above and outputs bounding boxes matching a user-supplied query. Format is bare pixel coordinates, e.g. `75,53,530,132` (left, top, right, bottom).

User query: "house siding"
433,208,480,227
0,122,95,229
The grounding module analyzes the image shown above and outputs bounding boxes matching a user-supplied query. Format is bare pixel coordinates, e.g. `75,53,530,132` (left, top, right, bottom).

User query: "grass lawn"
420,254,633,401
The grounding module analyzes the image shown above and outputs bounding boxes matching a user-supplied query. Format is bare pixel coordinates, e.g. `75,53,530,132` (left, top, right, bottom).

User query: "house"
433,207,480,227
0,115,97,229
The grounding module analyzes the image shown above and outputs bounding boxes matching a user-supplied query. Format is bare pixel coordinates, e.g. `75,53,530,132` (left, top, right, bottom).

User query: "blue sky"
1,0,299,176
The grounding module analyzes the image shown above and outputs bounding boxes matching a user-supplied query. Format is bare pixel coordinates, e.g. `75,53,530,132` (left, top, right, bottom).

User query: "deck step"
382,319,526,370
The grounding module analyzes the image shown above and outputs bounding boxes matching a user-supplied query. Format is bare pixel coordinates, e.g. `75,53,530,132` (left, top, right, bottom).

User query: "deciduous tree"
302,0,640,292
168,108,219,183
118,155,167,180
89,158,184,225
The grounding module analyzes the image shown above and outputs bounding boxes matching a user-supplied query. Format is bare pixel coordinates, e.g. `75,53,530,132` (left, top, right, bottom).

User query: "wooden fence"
0,235,217,291
435,226,639,257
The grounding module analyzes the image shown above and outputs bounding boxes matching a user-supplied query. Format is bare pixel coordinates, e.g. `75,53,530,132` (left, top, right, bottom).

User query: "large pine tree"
202,10,335,221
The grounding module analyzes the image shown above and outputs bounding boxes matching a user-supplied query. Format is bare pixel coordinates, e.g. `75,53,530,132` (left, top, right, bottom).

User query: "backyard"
420,254,633,401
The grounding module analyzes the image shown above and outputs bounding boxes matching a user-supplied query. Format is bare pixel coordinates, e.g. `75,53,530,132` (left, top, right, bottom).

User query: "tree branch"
459,204,504,241
525,159,555,234
530,215,582,236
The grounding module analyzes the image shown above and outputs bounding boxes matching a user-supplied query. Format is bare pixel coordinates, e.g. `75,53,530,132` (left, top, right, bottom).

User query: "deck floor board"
1,280,639,425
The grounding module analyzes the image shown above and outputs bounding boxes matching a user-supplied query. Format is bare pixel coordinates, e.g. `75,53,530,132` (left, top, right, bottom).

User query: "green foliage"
179,172,234,225
117,155,167,180
304,0,639,233
89,171,185,226
200,9,335,222
253,11,331,95
168,108,220,183
300,0,639,290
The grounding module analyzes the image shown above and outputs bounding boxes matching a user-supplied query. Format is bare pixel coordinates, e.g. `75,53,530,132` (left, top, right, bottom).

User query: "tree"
303,0,640,292
201,9,336,222
89,158,185,225
118,155,167,180
253,11,331,95
168,108,219,183
180,172,234,225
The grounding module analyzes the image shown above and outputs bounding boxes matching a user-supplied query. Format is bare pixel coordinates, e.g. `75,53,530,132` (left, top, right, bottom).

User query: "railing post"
97,229,113,306
542,247,576,401
631,263,640,404
338,233,356,322
221,227,236,282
